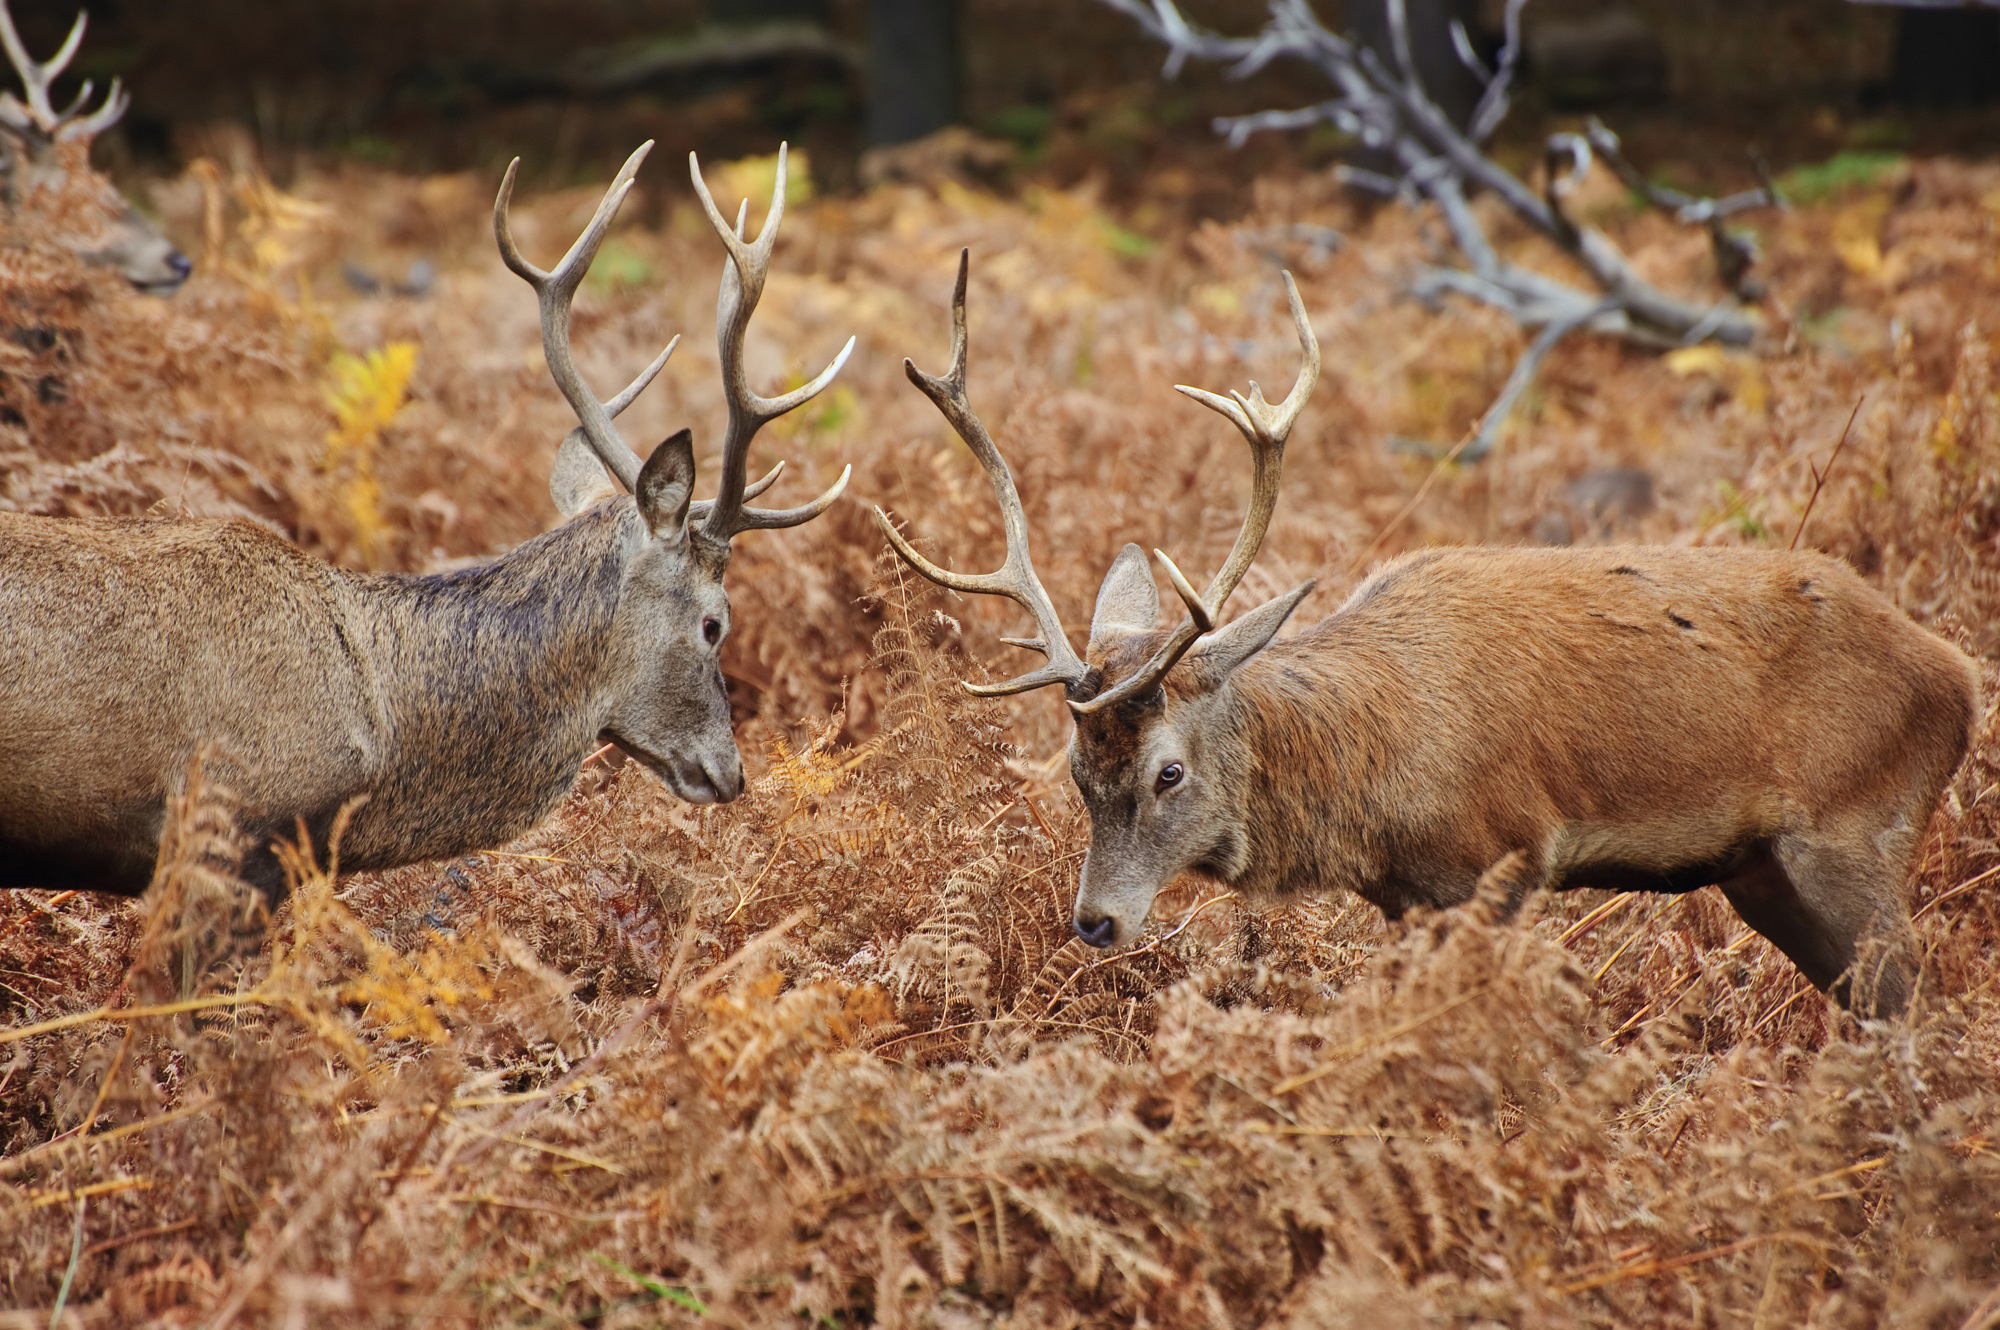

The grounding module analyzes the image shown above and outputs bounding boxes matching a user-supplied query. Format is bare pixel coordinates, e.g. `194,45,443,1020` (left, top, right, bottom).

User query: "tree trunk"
1890,6,2000,108
867,0,961,146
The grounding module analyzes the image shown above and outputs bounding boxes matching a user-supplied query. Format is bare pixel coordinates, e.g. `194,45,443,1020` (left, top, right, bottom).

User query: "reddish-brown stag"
877,251,1979,1017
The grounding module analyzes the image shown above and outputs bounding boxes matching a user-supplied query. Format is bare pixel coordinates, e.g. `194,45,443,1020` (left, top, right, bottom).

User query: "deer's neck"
1223,629,1411,906
335,502,638,866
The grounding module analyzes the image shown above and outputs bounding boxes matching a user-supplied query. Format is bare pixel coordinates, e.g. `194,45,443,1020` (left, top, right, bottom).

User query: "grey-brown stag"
0,141,851,900
878,251,1979,1018
0,0,189,292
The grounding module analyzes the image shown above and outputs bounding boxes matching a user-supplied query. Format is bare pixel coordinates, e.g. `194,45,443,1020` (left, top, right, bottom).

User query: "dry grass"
2,134,1998,1327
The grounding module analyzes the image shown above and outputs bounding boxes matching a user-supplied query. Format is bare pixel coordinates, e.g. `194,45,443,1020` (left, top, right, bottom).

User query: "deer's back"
1246,546,1978,902
0,512,382,885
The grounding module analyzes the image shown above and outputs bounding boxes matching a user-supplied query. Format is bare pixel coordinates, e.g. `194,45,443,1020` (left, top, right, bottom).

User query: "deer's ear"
550,429,621,519
636,429,696,542
1187,580,1314,680
1088,544,1159,650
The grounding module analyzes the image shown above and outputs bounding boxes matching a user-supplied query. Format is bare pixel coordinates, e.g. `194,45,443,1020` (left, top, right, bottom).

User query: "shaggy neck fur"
1221,627,1404,906
330,501,636,867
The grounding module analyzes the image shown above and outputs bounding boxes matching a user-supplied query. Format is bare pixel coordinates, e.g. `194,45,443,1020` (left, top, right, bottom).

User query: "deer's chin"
129,275,190,297
607,734,738,805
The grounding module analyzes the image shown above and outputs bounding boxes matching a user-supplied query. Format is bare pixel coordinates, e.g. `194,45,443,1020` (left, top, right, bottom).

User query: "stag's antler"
874,251,1092,699
686,144,854,543
1072,272,1319,713
0,1,128,141
496,141,851,532
494,142,676,495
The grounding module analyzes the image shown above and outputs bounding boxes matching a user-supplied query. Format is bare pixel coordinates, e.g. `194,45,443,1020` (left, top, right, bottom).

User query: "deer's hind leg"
1718,828,1918,1019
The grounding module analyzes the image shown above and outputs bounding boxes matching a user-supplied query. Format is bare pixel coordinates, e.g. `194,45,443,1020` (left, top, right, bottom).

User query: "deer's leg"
1719,835,1916,1018
1474,846,1551,922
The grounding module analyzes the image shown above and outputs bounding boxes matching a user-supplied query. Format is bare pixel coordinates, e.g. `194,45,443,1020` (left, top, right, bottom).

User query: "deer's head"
877,255,1319,946
497,142,851,804
0,4,190,294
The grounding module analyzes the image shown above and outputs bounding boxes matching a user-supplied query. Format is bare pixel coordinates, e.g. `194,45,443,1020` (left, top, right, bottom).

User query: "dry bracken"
2,141,1998,1328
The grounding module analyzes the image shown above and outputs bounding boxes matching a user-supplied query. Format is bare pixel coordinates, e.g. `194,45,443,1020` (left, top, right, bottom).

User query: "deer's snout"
712,754,747,803
1073,913,1118,949
1073,846,1160,950
139,249,192,294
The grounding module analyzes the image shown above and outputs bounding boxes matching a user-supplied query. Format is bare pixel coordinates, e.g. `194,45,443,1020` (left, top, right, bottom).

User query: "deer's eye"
1154,762,1184,793
703,617,723,646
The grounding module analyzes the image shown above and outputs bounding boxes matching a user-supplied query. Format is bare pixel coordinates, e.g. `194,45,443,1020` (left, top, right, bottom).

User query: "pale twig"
0,1098,214,1180
82,1217,197,1260
26,1177,150,1208
1555,893,1638,945
1912,862,2000,924
1460,296,1619,461
1345,431,1475,578
1790,394,1865,551
1556,1231,1826,1296
1271,982,1496,1094
1953,1278,2000,1330
0,990,273,1046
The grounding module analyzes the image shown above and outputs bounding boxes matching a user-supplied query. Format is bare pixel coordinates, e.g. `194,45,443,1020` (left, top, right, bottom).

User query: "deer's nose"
1073,914,1117,949
168,252,192,280
704,753,745,804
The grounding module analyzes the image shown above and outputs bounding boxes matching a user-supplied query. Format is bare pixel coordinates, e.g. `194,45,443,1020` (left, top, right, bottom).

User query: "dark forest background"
17,0,2000,202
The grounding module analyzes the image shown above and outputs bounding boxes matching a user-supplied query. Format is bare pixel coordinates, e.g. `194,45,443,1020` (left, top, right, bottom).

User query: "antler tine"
873,250,1091,700
688,142,856,541
739,460,783,501
55,77,124,141
1072,271,1319,715
605,334,678,416
0,5,87,130
494,142,670,495
52,79,90,122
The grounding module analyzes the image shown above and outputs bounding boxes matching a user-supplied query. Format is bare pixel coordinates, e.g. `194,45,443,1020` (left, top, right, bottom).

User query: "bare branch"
1585,118,1784,225
1101,0,1778,458
1464,0,1527,143
1460,296,1617,463
1584,118,1781,301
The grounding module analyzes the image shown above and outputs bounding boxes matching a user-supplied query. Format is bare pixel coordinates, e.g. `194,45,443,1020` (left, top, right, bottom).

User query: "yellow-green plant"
323,342,418,568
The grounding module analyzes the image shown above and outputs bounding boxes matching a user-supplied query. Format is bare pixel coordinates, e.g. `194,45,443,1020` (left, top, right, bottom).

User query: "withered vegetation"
1,133,1997,1326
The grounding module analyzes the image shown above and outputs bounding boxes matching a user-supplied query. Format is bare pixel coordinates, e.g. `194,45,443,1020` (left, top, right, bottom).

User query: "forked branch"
873,250,1092,700
1103,0,1779,461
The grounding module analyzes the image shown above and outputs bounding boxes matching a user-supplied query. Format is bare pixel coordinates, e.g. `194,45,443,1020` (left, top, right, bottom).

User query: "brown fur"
0,487,746,900
1070,545,1980,1016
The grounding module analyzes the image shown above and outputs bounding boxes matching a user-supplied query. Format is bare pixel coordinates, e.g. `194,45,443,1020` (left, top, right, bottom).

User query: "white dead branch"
1103,0,1782,459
